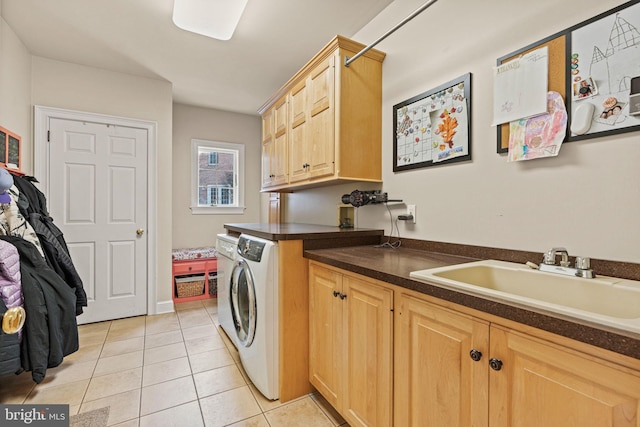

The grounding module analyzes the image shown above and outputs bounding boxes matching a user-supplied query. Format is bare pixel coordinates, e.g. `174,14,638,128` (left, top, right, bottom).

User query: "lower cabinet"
490,326,640,427
310,262,640,427
394,295,489,427
309,261,393,427
395,292,640,427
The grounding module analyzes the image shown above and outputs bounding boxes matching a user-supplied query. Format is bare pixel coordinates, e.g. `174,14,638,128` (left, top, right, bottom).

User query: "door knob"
136,229,145,236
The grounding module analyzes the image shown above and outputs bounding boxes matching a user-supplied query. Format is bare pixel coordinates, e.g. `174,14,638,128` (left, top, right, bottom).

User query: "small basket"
175,275,206,298
208,273,218,296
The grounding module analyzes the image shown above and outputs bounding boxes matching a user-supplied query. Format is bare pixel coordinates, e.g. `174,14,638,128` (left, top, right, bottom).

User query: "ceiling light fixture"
172,0,249,41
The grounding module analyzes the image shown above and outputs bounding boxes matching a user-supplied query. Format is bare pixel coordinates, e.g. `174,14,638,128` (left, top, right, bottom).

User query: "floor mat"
69,406,109,427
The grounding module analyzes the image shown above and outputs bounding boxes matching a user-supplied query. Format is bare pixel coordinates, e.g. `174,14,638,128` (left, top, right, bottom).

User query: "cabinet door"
395,294,489,427
268,192,281,224
490,326,640,427
289,79,308,183
272,98,288,185
342,275,393,427
261,107,275,187
309,263,343,409
307,54,335,179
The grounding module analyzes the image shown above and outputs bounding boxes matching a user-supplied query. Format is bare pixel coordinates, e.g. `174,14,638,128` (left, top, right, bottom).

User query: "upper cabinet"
258,36,385,191
261,97,288,188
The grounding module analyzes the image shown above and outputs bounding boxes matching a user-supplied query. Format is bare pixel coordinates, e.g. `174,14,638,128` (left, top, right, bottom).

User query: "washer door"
230,258,257,347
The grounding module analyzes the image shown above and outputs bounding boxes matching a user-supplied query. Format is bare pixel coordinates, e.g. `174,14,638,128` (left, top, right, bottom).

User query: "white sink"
410,259,640,333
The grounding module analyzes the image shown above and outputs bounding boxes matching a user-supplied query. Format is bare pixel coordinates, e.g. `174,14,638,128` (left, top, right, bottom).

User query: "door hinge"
47,130,50,142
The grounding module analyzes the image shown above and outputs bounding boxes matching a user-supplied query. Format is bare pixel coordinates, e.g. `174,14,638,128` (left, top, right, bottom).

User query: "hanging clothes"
0,240,24,343
0,240,23,309
0,299,21,376
12,175,87,315
0,235,78,384
0,186,45,259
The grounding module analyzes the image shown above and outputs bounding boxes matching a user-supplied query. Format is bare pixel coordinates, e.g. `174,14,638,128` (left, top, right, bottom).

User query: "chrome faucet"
543,247,570,267
538,247,595,278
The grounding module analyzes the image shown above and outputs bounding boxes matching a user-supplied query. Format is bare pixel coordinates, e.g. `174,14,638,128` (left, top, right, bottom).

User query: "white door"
48,117,148,324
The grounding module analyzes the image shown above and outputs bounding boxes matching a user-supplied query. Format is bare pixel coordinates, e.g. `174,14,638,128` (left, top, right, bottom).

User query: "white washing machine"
215,233,239,348
230,234,279,400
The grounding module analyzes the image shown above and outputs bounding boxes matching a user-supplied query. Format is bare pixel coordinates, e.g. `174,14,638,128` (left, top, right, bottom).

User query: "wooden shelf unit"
171,258,218,304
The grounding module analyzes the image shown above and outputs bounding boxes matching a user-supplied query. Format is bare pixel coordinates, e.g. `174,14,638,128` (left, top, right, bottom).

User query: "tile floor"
0,299,349,427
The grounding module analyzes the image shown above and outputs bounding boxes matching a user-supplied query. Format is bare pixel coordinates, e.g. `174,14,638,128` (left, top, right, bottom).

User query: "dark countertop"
224,223,384,241
304,245,640,360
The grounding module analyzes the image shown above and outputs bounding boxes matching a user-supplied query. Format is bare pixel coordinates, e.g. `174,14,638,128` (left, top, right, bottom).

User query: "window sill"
190,206,245,215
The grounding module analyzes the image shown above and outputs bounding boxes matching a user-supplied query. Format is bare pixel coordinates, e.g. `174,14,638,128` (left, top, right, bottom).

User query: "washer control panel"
237,236,266,262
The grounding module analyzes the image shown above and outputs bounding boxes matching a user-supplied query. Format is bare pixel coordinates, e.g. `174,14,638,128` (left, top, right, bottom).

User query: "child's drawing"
570,2,640,138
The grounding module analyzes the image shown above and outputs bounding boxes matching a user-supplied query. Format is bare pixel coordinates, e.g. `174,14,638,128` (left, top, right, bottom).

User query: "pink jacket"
0,240,23,309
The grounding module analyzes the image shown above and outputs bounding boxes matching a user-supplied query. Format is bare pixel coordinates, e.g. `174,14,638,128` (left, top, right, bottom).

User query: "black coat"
0,299,21,376
12,175,87,315
0,236,79,384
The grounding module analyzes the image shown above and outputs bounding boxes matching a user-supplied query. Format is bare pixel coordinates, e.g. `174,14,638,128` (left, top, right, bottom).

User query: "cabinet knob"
339,293,347,300
469,349,482,362
489,358,503,371
333,290,340,298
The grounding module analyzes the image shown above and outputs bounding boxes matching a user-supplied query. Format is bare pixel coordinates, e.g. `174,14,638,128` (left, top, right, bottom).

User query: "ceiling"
1,0,394,115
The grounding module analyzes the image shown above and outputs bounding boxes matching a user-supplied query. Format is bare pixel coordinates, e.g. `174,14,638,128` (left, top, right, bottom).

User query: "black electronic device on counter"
341,190,402,207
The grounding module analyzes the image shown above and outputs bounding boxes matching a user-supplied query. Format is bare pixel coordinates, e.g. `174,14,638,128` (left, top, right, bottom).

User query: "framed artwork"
566,0,640,141
393,73,471,172
0,126,21,172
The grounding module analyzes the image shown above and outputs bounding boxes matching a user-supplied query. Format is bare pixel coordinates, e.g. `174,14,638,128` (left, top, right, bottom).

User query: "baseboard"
154,300,175,315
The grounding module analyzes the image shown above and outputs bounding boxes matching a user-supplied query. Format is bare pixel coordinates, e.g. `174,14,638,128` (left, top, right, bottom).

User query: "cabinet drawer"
173,261,207,275
205,259,218,271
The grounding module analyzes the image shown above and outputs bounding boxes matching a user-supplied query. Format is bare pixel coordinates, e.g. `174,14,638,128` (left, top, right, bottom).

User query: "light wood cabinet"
394,294,489,427
490,326,640,427
395,291,640,427
289,55,335,183
309,261,393,427
289,78,309,182
259,35,385,191
261,97,288,188
309,262,640,426
261,106,275,187
299,54,335,182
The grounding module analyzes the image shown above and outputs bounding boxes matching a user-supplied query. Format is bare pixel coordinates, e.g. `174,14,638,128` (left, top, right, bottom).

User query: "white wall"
172,103,262,248
31,57,175,303
0,14,32,171
286,0,639,264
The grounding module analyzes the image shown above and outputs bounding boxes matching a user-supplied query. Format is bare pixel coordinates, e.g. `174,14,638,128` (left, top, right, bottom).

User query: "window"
191,139,245,214
206,185,233,205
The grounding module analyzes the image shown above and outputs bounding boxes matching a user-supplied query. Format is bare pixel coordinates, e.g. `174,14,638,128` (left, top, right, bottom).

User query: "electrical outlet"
407,204,416,224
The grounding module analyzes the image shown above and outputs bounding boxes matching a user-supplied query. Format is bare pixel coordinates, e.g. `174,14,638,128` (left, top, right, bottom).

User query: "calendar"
393,73,471,172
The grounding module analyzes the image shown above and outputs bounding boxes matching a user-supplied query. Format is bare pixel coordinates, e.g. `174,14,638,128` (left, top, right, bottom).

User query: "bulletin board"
496,0,640,153
566,0,640,141
496,34,567,153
